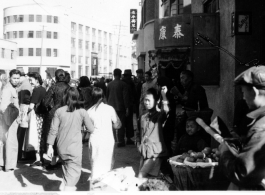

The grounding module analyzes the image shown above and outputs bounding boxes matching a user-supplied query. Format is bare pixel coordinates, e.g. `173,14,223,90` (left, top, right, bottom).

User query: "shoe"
30,161,42,167
117,142,126,147
4,168,14,172
44,164,58,171
126,139,135,145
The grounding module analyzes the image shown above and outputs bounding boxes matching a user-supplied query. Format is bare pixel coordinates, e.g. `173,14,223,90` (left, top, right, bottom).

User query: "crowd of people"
0,65,265,191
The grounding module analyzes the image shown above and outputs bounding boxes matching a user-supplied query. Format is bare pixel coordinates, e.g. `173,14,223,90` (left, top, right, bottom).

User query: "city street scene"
1,0,265,192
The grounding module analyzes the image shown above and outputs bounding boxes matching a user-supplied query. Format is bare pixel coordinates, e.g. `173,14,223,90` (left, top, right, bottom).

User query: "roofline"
0,38,17,44
4,3,44,10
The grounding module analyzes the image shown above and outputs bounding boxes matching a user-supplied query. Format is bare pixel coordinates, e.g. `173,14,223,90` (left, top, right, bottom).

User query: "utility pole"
115,21,121,68
40,25,46,76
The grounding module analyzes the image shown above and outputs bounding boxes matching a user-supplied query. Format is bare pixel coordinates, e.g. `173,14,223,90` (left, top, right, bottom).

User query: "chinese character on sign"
159,26,167,40
173,24,184,39
130,9,137,34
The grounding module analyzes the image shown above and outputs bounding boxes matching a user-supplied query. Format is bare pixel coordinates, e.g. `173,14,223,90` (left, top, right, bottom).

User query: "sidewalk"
0,143,141,192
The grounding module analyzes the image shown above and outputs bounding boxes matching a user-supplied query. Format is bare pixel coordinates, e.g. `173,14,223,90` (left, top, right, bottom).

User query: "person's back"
107,79,128,112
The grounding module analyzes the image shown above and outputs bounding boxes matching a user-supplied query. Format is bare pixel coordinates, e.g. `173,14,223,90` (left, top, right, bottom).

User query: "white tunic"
87,103,121,180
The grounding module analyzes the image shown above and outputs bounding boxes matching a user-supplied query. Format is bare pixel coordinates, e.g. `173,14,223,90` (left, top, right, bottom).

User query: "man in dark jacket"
135,69,145,118
122,69,137,145
106,69,129,147
218,66,265,190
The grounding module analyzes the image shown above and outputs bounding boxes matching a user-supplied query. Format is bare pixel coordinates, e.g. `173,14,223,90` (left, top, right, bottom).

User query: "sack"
3,103,19,127
35,99,49,115
23,110,39,152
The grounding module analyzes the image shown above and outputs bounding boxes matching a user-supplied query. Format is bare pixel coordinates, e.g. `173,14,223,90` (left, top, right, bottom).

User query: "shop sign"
154,16,192,48
130,9,137,34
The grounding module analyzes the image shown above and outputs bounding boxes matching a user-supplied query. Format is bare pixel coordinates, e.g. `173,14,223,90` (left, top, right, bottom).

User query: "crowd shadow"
14,163,91,191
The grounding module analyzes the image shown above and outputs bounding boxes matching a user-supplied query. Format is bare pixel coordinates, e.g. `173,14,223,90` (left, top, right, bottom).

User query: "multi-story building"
0,38,17,75
2,3,115,79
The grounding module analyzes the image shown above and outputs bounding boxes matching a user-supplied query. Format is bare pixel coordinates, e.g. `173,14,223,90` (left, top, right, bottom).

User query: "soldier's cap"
234,66,265,88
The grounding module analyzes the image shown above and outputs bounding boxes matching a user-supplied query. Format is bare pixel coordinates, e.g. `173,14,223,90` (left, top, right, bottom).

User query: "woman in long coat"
41,69,69,169
47,87,94,191
0,69,21,172
87,87,121,182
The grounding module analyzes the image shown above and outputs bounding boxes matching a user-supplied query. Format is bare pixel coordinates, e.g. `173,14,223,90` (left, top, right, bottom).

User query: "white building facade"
0,39,17,75
2,3,119,79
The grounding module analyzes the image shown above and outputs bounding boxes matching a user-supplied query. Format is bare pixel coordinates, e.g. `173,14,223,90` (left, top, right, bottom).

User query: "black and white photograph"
0,0,265,192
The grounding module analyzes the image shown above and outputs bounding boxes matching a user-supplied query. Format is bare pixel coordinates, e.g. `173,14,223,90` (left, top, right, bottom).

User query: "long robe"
0,82,20,170
87,103,121,181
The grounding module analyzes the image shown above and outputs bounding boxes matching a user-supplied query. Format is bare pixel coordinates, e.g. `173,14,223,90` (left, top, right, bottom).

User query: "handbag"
23,109,39,152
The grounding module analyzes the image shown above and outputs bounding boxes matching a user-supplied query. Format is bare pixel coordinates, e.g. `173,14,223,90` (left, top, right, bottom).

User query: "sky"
0,0,142,38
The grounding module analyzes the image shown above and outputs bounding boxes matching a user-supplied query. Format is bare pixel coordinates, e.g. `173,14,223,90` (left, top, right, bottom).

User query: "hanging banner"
130,9,137,34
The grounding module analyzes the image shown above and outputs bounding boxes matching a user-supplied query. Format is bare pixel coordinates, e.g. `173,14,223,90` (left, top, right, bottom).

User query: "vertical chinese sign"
130,9,137,34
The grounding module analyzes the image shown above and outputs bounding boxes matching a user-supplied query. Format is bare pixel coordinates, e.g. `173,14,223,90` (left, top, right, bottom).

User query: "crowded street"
1,0,265,192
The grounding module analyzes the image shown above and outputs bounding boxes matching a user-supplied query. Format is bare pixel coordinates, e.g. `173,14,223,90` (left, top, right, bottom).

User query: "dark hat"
186,108,213,125
234,66,265,88
136,69,143,74
123,69,132,76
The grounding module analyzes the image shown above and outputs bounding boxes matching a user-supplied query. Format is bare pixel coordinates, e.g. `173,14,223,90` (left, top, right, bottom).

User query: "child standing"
136,88,168,178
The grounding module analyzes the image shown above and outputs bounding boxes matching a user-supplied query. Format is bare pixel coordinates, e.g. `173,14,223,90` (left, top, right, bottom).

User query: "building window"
54,16,58,23
28,67,40,73
19,48,23,56
79,24,83,32
47,15,52,23
28,31,34,38
79,39,82,49
78,56,82,63
1,49,5,58
92,28,96,36
163,0,191,17
53,49,58,57
36,31,42,38
13,15,17,22
78,65,82,77
46,68,57,78
71,22,76,31
71,38,75,48
86,26,90,34
86,57,89,64
71,55,76,63
28,48,33,56
6,32,10,39
36,48,41,56
98,44,101,52
7,16,10,23
85,66,89,75
109,46,112,55
204,0,219,13
13,31,17,38
85,41,89,49
18,15,24,22
29,14,34,22
54,32,58,39
19,31,23,38
47,31,51,38
46,48,51,57
37,15,42,22
4,17,6,24
92,42,96,51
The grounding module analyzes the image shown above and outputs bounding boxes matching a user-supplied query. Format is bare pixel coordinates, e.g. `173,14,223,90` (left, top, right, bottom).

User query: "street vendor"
218,66,265,190
171,70,210,148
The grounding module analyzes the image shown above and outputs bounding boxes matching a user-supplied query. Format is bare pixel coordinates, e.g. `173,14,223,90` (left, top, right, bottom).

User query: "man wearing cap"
218,66,265,190
106,69,129,147
122,69,136,145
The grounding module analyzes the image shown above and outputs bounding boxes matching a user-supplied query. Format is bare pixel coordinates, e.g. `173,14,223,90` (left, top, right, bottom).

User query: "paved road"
0,143,141,191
